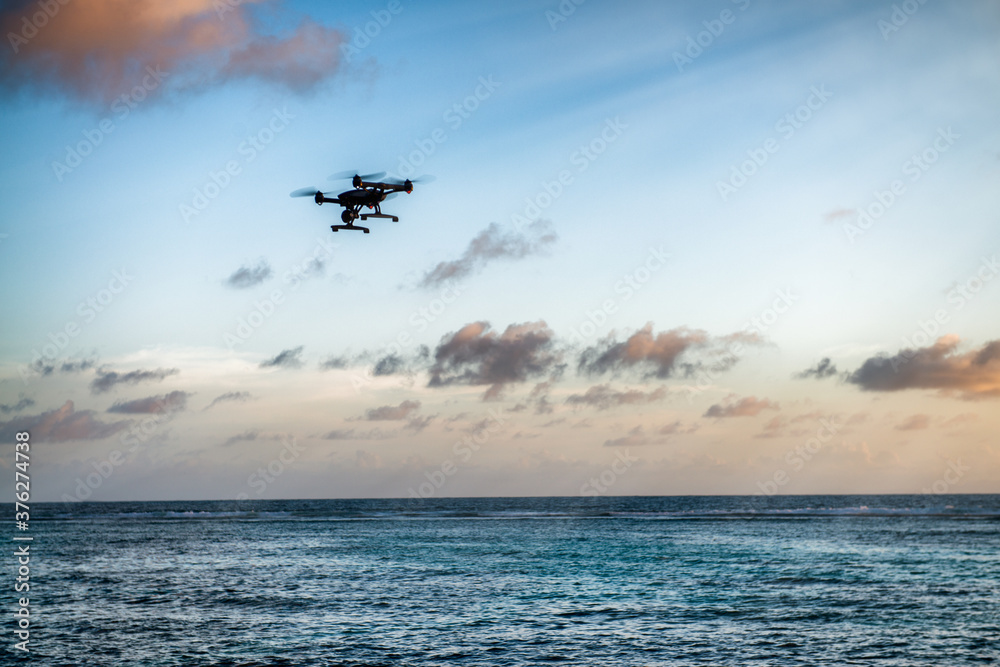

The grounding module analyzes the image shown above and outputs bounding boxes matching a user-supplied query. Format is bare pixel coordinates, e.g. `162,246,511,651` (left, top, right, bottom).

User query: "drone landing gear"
331,224,370,234
360,213,399,222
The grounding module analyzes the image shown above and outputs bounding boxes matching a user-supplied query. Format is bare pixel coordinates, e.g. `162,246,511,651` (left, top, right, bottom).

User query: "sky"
1,0,998,502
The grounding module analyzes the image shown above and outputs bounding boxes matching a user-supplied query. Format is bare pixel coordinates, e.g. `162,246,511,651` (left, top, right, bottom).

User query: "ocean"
10,494,1000,666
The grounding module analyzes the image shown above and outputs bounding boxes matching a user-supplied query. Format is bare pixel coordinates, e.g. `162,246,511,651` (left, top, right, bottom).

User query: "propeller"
385,174,436,185
290,187,322,198
328,170,386,182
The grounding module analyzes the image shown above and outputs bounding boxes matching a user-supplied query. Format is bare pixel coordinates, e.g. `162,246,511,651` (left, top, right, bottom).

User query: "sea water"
11,494,1000,665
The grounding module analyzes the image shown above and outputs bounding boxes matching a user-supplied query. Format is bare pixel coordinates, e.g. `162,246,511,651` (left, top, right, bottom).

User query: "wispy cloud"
362,400,421,421
895,414,930,431
29,357,97,377
0,397,35,415
604,425,663,447
260,346,304,369
578,325,760,379
222,429,288,447
107,390,189,414
205,391,253,410
91,368,179,394
0,400,128,443
319,356,350,371
322,428,393,441
225,259,272,289
796,357,838,379
703,395,779,419
566,384,667,410
419,220,557,288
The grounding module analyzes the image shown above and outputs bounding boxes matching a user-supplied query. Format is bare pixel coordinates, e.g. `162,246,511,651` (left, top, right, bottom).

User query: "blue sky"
1,0,998,501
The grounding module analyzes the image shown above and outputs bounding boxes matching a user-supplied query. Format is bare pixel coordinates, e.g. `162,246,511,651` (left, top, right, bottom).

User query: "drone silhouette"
290,171,432,233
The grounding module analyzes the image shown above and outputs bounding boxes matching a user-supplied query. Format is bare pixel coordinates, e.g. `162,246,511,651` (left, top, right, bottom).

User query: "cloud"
318,348,430,375
565,384,667,410
351,400,433,431
107,390,189,414
205,391,253,410
28,357,97,377
658,420,698,436
754,411,826,439
755,416,790,438
703,396,779,419
222,429,288,446
260,346,304,369
321,428,393,441
354,449,382,469
0,401,128,443
404,415,434,432
373,347,431,376
942,413,978,428
319,356,350,371
895,414,931,431
418,220,557,288
60,358,97,373
90,367,179,394
225,260,272,289
603,425,663,447
373,354,406,376
578,325,760,379
526,381,554,415
0,397,35,415
796,357,838,379
363,400,421,421
846,335,1000,400
223,429,263,446
297,257,326,281
511,382,555,414
429,321,559,400
824,208,856,223
0,0,349,105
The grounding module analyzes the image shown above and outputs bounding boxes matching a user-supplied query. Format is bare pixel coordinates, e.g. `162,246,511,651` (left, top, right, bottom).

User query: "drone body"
290,172,429,234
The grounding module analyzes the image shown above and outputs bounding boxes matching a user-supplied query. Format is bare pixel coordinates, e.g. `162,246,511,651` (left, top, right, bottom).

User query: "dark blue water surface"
8,495,1000,665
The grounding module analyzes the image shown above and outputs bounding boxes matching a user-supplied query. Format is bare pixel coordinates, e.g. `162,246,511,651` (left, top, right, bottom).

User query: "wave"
30,502,1000,522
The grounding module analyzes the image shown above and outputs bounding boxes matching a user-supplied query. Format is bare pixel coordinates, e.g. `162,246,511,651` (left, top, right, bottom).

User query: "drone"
290,171,431,233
